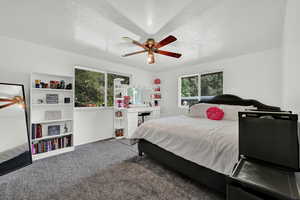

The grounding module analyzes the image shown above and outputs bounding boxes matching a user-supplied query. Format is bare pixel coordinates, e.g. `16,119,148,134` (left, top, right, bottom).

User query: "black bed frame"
137,94,280,195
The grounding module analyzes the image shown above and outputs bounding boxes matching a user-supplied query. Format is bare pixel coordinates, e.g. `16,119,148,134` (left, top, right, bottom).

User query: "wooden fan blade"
0,98,13,102
155,35,177,49
0,102,16,109
122,50,147,57
122,37,148,50
155,50,182,58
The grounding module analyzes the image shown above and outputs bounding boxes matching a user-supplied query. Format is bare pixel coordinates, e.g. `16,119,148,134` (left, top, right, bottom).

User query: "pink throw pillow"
206,107,224,120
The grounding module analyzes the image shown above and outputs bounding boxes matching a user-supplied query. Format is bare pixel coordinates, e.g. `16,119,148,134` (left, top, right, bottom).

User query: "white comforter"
130,115,239,175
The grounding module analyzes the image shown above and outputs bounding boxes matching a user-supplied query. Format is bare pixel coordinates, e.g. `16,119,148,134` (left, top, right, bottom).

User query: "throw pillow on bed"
219,105,256,121
206,107,224,120
189,103,219,118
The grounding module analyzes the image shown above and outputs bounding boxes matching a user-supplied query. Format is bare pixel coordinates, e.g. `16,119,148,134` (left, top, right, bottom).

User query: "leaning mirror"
0,83,32,176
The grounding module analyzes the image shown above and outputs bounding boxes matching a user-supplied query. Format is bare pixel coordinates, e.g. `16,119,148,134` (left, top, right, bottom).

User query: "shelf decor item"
30,72,74,161
64,123,68,133
37,99,44,104
124,96,130,108
59,80,65,89
64,97,71,104
35,80,41,88
154,78,161,84
66,83,72,90
46,94,59,104
115,129,124,137
48,125,60,136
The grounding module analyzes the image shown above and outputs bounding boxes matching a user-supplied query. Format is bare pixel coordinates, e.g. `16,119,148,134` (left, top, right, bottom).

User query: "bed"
131,94,280,194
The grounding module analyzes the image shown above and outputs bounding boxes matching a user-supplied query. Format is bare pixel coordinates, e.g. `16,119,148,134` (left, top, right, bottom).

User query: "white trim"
104,72,108,107
75,65,106,74
177,67,224,78
75,65,133,79
178,77,181,107
178,73,199,79
74,107,113,111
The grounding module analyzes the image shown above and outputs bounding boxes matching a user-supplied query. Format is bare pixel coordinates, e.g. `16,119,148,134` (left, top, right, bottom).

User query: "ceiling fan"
121,35,182,64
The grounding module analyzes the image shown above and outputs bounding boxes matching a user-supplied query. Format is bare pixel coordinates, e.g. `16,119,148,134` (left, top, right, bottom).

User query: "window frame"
178,70,223,108
74,66,132,109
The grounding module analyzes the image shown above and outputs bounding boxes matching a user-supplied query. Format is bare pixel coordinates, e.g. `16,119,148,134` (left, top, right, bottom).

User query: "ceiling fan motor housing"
146,38,156,48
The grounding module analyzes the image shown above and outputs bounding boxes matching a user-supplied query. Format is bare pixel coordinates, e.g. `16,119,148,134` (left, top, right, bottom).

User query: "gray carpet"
0,139,224,200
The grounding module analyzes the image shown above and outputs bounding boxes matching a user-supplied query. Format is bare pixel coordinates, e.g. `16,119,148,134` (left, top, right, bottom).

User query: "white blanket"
130,115,239,175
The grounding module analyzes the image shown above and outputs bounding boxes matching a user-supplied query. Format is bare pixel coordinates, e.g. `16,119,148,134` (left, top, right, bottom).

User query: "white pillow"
219,105,257,121
189,103,219,118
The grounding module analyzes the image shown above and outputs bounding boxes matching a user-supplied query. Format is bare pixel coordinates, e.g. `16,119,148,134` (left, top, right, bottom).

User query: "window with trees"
179,71,223,107
75,67,130,108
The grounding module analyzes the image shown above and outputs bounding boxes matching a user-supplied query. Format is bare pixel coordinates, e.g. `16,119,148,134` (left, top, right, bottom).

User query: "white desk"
126,106,160,138
114,107,160,139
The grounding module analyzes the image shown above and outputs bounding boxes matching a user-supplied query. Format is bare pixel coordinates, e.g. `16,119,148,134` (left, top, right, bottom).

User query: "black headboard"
198,94,280,111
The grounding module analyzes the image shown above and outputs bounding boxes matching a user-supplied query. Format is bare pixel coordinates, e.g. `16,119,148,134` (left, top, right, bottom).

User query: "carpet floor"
0,139,224,200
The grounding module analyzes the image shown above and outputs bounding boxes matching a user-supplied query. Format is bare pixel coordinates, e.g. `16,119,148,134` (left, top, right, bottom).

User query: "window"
201,72,223,97
75,67,130,108
180,75,199,107
75,68,105,107
179,71,223,107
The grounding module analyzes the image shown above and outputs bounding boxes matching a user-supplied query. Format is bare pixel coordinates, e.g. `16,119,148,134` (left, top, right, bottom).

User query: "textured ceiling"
0,0,286,72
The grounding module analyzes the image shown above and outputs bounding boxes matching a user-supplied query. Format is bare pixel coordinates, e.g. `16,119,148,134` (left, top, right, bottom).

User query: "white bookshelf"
113,79,128,139
30,72,74,161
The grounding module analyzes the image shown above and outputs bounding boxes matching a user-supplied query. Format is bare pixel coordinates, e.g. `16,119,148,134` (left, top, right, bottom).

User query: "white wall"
0,36,153,146
156,48,282,116
282,0,300,113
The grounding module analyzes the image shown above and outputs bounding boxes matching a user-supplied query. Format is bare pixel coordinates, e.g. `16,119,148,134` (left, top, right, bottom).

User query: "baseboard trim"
75,137,114,148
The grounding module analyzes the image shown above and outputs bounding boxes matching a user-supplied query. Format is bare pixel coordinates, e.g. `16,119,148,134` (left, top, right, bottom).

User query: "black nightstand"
227,158,300,200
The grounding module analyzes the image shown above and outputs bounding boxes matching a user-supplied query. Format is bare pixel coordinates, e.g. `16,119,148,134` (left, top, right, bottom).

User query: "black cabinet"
227,159,300,200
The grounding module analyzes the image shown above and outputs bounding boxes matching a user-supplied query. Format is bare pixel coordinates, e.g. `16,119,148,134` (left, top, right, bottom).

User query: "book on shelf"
32,124,43,139
31,135,72,155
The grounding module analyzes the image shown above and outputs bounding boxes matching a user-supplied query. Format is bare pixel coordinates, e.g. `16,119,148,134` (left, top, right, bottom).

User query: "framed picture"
45,110,62,120
48,125,60,136
46,94,59,104
0,83,32,176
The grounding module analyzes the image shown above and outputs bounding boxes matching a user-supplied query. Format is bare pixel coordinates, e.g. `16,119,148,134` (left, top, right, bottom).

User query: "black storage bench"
227,111,300,200
227,158,300,200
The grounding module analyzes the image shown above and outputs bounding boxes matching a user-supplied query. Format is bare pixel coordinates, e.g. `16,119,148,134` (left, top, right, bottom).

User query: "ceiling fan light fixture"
148,52,155,64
